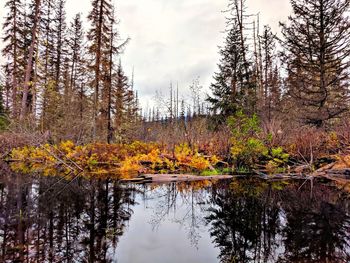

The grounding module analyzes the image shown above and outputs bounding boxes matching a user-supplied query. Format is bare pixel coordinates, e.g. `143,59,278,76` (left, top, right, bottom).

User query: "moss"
200,169,220,176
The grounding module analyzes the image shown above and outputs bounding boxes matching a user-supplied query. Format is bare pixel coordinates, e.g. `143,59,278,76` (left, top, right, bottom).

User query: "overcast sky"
0,0,291,109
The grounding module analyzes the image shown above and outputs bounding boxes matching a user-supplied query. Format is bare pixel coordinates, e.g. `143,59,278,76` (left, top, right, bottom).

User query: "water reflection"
145,181,213,248
0,164,137,262
206,179,350,263
279,183,350,262
0,164,350,263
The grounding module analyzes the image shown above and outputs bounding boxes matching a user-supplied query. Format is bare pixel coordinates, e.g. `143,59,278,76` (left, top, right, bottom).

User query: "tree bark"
20,0,41,120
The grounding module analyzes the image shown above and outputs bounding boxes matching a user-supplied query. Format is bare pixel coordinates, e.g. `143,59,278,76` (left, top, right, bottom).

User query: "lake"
0,163,349,262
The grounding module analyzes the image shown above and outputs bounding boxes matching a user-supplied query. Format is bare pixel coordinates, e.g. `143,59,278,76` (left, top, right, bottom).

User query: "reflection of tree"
206,179,282,263
206,179,350,263
147,182,211,248
1,166,350,263
0,167,137,262
278,183,350,263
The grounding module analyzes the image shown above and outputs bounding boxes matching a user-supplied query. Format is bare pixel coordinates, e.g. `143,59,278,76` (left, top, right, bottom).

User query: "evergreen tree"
260,26,276,104
2,64,11,111
0,86,8,130
22,0,41,117
124,81,139,124
67,13,86,121
280,0,350,126
101,9,117,143
266,66,282,121
208,0,254,122
20,0,41,120
2,0,25,117
114,62,129,136
112,62,139,141
259,25,281,120
208,21,245,119
41,0,68,135
39,0,64,130
53,0,67,91
0,82,5,116
87,0,114,140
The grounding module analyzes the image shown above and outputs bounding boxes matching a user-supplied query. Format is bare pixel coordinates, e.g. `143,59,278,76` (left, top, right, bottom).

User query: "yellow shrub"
10,141,223,177
59,140,75,154
119,156,142,177
190,155,210,171
174,143,193,163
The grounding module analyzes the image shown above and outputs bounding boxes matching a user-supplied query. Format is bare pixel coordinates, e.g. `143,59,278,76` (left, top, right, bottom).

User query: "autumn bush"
5,112,350,178
9,140,221,178
334,118,350,150
281,125,346,168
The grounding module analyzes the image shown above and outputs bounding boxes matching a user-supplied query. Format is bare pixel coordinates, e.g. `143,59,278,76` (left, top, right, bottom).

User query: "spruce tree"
259,25,281,120
67,13,86,121
114,62,129,136
208,21,246,120
0,82,5,116
260,26,276,104
0,80,9,130
87,0,113,140
280,0,350,126
22,0,41,116
53,0,67,91
2,0,25,117
20,0,41,120
208,0,254,122
39,0,60,129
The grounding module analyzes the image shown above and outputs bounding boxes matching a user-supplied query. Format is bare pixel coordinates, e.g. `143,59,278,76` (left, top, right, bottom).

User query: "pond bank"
120,172,350,194
121,173,314,184
121,174,234,183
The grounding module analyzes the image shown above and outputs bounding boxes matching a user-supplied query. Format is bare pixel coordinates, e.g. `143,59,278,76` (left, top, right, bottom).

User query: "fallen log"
314,162,336,173
120,172,316,184
325,168,350,175
121,174,233,183
324,171,350,179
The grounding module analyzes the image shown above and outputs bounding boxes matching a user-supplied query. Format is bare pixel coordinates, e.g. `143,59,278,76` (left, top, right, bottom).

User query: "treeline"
1,0,350,146
208,0,350,127
132,0,350,161
1,0,140,142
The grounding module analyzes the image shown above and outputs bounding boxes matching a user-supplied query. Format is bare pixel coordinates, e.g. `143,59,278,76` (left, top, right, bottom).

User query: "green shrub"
228,111,266,168
228,111,289,173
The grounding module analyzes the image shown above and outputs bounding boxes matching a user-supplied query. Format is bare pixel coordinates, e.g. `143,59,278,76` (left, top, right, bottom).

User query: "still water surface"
0,164,349,262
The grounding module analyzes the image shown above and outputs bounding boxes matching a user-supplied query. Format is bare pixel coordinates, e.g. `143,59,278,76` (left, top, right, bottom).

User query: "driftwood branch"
41,146,78,172
52,147,84,171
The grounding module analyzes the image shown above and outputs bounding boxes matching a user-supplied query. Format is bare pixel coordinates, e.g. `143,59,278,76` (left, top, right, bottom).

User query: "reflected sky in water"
115,185,219,262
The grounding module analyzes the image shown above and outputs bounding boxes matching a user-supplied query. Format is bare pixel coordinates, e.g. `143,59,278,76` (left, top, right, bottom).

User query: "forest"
1,0,350,262
0,0,350,180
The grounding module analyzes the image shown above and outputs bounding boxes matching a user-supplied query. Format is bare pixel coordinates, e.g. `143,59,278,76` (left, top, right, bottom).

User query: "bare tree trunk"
258,16,264,103
92,0,105,140
32,40,40,118
236,0,250,84
9,4,20,118
54,0,65,92
12,40,18,117
107,25,114,144
20,0,41,120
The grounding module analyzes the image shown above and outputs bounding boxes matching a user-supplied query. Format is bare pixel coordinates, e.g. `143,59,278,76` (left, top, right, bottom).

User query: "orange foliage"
10,141,221,178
